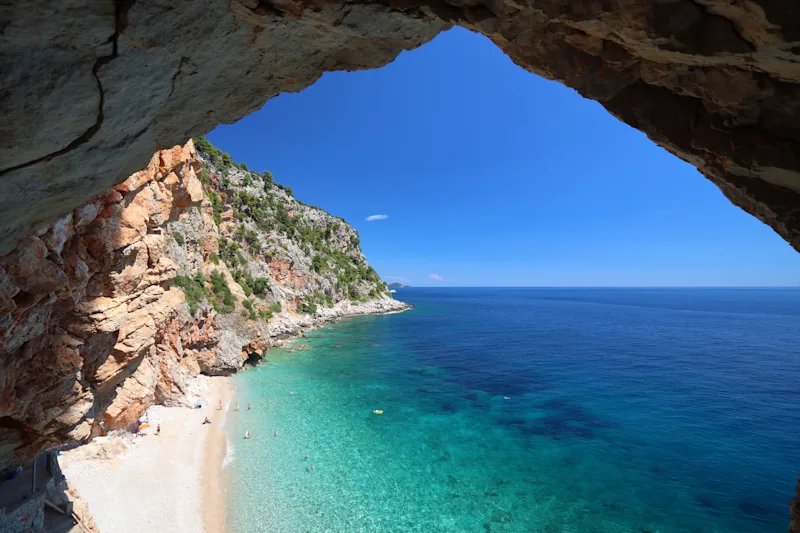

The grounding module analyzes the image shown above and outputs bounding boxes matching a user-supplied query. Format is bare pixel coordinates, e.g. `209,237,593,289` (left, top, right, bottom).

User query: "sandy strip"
60,376,234,533
203,376,234,533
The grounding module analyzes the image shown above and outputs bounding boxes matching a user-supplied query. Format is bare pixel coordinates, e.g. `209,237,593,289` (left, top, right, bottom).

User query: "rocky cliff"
0,140,406,469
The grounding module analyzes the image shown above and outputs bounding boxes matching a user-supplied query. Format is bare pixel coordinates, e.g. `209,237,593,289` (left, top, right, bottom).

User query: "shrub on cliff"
242,299,257,320
275,203,291,230
245,229,260,249
232,269,254,296
194,136,212,152
276,183,294,197
205,190,223,226
252,278,270,297
171,273,208,315
194,136,224,167
198,168,210,186
209,271,234,313
297,300,317,314
219,238,241,267
311,254,326,273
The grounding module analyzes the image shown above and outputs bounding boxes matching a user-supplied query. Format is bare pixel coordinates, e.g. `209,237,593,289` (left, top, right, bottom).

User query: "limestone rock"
0,137,409,467
0,142,206,466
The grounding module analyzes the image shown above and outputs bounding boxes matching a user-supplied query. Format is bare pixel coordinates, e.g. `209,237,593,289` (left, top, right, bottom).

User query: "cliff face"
0,141,405,468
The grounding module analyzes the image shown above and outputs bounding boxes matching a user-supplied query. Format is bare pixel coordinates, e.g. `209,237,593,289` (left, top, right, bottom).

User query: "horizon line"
391,285,800,289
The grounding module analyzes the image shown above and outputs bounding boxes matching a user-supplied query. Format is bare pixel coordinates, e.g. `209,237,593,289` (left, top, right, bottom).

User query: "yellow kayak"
373,410,384,415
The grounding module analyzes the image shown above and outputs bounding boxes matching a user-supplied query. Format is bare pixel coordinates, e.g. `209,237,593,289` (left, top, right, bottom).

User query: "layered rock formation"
0,140,406,469
1,0,800,256
0,143,205,467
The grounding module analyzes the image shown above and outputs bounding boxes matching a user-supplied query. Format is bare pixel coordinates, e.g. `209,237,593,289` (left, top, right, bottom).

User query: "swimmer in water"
274,430,279,437
245,431,251,439
235,403,240,411
308,464,315,471
304,454,309,460
247,403,251,411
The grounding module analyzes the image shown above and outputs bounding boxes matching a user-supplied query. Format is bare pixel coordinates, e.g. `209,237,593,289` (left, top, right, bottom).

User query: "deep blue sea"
226,288,800,533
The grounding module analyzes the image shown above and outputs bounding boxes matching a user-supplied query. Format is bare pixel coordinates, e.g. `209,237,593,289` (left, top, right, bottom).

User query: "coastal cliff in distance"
0,139,407,468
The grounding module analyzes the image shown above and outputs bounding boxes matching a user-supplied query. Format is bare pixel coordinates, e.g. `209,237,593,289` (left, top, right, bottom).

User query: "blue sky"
207,28,800,287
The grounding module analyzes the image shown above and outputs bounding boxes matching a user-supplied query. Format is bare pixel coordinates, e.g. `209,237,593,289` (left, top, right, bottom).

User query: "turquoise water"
226,288,800,533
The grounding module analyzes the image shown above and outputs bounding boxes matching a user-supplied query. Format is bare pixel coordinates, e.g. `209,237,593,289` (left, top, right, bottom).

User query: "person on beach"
245,431,251,439
247,403,252,411
156,424,161,436
235,403,240,411
218,400,222,410
203,417,211,425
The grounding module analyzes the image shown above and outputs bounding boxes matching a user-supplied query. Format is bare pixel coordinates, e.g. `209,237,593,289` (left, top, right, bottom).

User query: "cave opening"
2,1,800,531
205,27,800,287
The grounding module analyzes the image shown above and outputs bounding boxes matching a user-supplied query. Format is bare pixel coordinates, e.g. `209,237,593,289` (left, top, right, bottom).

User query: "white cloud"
366,214,389,222
428,273,445,281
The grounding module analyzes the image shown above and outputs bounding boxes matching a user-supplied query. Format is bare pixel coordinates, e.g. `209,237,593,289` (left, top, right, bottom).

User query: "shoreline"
203,377,235,533
59,376,233,533
267,298,412,348
56,301,409,533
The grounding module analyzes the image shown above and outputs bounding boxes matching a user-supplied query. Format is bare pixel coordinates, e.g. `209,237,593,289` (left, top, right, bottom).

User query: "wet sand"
203,376,234,532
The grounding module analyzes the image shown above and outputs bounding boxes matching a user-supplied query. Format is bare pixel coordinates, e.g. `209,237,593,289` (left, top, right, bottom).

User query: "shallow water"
226,288,800,533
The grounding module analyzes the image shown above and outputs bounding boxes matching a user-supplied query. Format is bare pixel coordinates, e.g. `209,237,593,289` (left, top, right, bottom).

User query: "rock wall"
0,143,206,467
0,141,407,469
1,1,800,256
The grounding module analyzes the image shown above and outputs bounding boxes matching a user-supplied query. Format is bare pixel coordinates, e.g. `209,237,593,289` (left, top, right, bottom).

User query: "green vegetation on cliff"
170,270,234,315
186,136,392,319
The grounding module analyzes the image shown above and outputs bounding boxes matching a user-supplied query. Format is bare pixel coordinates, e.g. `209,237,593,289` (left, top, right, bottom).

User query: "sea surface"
225,288,800,533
